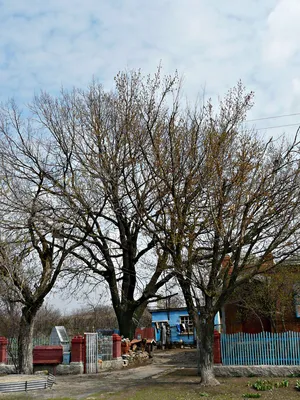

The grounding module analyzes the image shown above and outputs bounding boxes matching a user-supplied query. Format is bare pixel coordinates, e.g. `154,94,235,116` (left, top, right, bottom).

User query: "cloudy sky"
1,0,299,311
1,1,300,135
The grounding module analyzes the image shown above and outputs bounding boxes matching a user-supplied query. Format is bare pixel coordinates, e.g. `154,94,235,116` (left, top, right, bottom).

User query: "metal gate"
84,333,98,373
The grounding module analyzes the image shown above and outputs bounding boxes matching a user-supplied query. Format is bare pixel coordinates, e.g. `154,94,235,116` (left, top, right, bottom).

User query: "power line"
247,112,300,122
256,123,300,131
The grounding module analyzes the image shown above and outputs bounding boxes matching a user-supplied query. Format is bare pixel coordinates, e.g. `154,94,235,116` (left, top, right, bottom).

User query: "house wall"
224,304,271,334
151,308,221,345
151,309,195,345
274,306,300,332
224,265,300,334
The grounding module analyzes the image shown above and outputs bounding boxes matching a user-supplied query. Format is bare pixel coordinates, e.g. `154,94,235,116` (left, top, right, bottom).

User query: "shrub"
295,380,300,391
252,380,273,391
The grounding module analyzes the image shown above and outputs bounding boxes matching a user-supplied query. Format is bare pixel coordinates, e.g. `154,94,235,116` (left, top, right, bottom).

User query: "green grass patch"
0,396,76,400
87,377,300,400
251,379,273,391
249,378,289,391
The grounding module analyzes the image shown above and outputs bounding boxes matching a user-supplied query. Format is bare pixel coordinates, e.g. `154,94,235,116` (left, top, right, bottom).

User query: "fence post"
71,335,85,363
112,334,121,359
214,331,222,364
0,337,8,364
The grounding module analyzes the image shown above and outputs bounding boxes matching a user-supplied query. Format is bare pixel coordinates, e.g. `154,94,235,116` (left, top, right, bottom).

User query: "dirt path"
153,348,198,367
0,349,198,399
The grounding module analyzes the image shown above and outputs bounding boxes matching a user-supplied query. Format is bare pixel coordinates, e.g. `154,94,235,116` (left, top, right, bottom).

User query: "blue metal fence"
221,331,300,365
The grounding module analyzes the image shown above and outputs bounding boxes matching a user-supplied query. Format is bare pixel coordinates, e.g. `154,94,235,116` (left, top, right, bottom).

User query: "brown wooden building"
223,258,300,334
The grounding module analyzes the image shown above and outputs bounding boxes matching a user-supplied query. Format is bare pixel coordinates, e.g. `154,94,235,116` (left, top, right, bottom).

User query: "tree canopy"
1,68,300,382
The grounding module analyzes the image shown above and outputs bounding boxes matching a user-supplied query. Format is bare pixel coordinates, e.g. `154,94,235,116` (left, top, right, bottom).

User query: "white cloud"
292,78,300,95
0,0,299,137
263,0,300,65
0,1,263,97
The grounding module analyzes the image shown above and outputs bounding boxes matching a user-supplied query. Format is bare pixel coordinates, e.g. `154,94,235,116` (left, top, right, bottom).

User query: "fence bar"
220,331,300,365
0,375,54,393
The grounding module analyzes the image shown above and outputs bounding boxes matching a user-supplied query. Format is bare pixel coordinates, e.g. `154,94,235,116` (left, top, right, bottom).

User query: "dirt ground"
2,349,300,400
0,349,197,399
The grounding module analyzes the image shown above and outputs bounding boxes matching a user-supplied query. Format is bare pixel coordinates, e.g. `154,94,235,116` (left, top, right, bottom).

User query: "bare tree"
136,75,300,384
0,74,175,340
0,110,85,373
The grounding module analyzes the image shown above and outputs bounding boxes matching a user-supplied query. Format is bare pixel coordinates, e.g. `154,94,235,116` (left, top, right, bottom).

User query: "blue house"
150,307,221,345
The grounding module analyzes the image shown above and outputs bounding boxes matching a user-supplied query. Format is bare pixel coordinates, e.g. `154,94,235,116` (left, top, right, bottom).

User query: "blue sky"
1,0,299,311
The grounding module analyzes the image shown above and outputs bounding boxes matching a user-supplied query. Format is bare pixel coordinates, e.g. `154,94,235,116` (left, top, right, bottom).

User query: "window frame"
293,283,300,318
179,315,194,334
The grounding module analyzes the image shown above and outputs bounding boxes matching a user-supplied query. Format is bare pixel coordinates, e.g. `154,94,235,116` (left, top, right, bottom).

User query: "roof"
149,307,190,313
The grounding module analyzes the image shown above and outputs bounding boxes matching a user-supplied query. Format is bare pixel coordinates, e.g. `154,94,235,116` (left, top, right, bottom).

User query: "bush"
250,379,289,391
251,379,273,391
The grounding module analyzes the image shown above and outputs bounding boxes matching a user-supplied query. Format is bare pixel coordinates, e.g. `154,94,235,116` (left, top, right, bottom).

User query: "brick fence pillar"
71,335,85,363
0,337,8,364
112,334,121,359
213,330,222,364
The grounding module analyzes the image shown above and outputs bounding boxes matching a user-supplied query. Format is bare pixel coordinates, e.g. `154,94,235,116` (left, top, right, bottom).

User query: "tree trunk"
17,307,38,374
116,304,146,339
196,313,220,386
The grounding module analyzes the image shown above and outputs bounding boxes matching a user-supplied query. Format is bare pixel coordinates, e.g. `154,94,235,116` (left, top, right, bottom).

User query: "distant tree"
156,294,185,310
59,304,151,336
137,308,152,328
59,305,118,335
34,305,62,336
155,279,185,309
0,299,61,359
0,281,21,337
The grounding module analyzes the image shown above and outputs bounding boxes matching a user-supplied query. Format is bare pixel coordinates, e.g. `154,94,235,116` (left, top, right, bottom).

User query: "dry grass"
1,368,300,399
102,375,300,400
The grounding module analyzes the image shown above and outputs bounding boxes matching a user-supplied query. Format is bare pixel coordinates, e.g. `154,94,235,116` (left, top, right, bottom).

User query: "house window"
294,284,300,318
180,315,193,334
295,295,300,318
